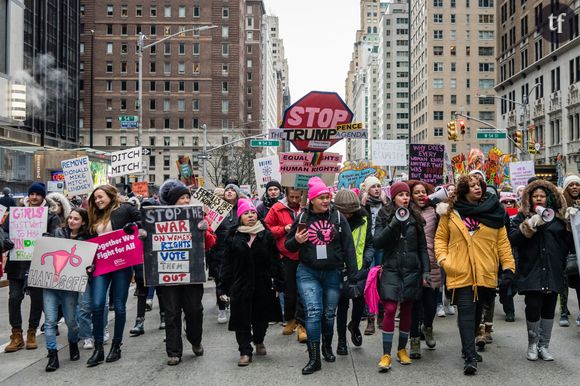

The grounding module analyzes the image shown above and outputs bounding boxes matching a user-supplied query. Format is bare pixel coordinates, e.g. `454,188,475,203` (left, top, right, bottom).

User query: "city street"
0,283,578,385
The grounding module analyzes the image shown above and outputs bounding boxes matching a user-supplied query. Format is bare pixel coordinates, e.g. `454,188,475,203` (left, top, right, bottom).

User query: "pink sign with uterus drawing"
28,237,98,293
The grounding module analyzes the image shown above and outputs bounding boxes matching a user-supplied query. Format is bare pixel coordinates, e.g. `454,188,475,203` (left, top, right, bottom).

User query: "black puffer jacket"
109,202,141,231
374,204,429,302
509,179,572,294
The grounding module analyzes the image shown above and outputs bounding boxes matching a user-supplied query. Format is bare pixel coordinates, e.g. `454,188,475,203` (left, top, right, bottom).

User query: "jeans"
524,292,558,322
43,289,79,350
296,264,341,343
336,295,364,338
282,258,305,324
91,267,132,344
411,287,438,338
78,281,108,340
236,322,268,356
8,279,43,329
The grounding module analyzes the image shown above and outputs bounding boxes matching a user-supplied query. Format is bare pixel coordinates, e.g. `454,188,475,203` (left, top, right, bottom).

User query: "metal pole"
202,123,207,186
138,32,144,149
90,30,94,148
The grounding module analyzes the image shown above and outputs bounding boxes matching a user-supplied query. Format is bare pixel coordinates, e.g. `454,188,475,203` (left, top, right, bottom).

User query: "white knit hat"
563,174,580,191
363,175,381,190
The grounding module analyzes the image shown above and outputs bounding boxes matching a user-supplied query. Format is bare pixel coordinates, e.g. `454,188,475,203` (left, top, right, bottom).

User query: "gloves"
499,269,514,289
138,229,148,239
3,238,14,251
527,214,544,229
347,284,361,299
86,264,95,279
389,216,400,229
422,273,431,287
123,222,137,234
197,219,209,231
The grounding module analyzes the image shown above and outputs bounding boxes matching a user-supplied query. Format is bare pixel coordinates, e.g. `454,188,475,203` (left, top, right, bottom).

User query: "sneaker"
217,310,228,324
463,357,477,375
559,313,570,327
538,346,554,361
436,304,446,317
396,348,412,365
378,354,392,372
167,356,181,366
445,305,456,315
83,338,94,350
103,327,110,344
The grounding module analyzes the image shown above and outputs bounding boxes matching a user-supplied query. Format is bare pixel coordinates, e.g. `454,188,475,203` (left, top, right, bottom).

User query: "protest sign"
111,147,142,177
408,144,445,186
91,227,144,276
9,207,48,261
509,160,535,188
279,152,342,189
61,156,94,195
131,181,149,197
0,204,6,224
141,205,206,285
371,140,407,166
191,187,234,231
176,155,196,187
253,155,282,197
28,237,97,292
569,213,580,276
337,160,386,189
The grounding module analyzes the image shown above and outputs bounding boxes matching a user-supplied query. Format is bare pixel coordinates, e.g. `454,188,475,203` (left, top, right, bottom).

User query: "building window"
193,81,199,92
164,6,171,17
433,111,444,120
478,31,494,40
433,79,444,88
106,62,113,72
106,136,113,146
150,81,156,91
178,6,185,18
222,100,229,113
433,46,443,56
178,100,185,111
193,6,200,18
193,118,199,128
178,119,185,129
178,137,185,146
121,5,128,17
222,43,229,56
164,62,171,74
178,62,185,74
433,0,443,6
120,99,127,110
136,5,142,17
222,64,229,75
222,7,229,18
120,136,127,146
433,30,443,39
106,24,113,34
193,43,200,55
121,81,127,91
150,6,157,17
150,99,156,110
222,26,229,38
193,63,200,74
164,155,171,168
164,119,170,129
433,63,444,72
106,42,113,54
434,128,443,137
478,0,494,7
106,5,113,16
478,79,495,89
164,99,170,111
222,82,229,92
106,118,113,128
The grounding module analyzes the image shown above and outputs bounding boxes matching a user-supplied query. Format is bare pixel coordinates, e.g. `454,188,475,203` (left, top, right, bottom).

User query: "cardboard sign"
191,187,234,231
61,156,94,195
131,181,149,198
142,205,206,285
279,152,342,189
409,144,445,186
253,155,282,197
91,228,144,276
371,140,407,166
509,160,535,188
337,161,386,189
28,237,98,292
9,207,48,261
111,147,142,177
569,212,580,276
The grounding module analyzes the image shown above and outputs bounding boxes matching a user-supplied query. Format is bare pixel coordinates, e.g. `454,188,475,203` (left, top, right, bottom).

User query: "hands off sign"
111,147,142,177
142,205,206,285
9,207,48,261
61,156,94,195
191,187,233,231
91,228,144,276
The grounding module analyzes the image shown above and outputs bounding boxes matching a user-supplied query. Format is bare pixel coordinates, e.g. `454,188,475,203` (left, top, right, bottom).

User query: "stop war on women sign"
141,205,206,286
91,227,144,276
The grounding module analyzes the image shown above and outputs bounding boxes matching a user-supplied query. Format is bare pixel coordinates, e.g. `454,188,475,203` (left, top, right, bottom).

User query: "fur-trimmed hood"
46,192,72,219
520,179,567,220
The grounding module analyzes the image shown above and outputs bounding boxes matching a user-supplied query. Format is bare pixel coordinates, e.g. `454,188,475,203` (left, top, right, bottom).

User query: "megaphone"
535,205,555,222
428,187,448,203
395,207,410,222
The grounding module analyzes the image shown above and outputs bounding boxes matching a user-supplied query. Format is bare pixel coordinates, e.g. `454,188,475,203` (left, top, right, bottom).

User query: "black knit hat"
159,180,190,206
265,180,282,191
28,182,47,198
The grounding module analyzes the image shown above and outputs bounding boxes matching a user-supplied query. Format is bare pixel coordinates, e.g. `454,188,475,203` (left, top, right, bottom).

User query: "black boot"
321,335,336,362
105,342,122,362
302,342,321,375
130,317,145,337
69,341,80,361
336,336,348,356
45,349,59,372
87,343,104,367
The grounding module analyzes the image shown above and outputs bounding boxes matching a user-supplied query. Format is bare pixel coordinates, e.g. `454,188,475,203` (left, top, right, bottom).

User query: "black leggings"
411,287,437,338
336,295,364,338
524,292,558,322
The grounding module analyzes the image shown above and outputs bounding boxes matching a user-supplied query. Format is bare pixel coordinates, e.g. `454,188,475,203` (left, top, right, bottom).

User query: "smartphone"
297,222,307,233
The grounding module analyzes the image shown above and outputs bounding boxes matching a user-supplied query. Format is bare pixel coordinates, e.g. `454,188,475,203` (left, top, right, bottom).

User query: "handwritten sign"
191,187,234,231
253,156,282,197
569,213,580,276
142,205,205,285
91,228,144,276
279,152,342,188
337,161,386,190
131,181,149,198
61,156,94,195
28,237,97,292
371,140,407,166
111,147,142,177
509,160,535,188
9,207,48,261
409,144,445,186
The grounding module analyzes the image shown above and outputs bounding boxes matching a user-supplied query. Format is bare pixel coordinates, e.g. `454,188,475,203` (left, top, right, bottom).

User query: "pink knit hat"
307,176,331,201
237,198,256,218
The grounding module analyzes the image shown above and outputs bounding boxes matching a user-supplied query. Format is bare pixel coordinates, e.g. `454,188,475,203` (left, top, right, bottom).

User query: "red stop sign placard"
281,91,353,152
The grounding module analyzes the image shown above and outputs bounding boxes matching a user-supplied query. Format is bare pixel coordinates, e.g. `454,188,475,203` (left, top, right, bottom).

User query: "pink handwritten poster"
91,227,144,276
9,207,48,261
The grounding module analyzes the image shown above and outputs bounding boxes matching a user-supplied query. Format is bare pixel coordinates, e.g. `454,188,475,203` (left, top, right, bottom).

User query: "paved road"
0,284,579,385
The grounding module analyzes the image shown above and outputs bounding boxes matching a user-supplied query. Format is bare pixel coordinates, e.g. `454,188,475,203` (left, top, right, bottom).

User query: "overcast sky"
263,0,361,157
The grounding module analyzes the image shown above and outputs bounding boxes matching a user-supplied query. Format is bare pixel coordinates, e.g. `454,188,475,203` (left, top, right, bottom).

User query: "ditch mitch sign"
141,205,206,286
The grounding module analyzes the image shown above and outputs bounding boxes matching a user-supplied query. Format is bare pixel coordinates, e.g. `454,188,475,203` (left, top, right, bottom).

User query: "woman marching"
509,179,572,361
434,174,515,375
285,177,357,375
373,181,429,372
218,199,284,366
86,185,142,367
44,208,92,371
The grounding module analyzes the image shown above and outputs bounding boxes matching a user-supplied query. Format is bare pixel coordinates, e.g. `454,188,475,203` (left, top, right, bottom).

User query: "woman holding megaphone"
509,179,572,362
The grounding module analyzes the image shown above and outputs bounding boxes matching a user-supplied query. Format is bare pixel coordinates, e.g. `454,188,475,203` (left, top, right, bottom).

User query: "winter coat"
509,180,572,295
3,200,61,280
264,198,300,261
374,204,430,302
285,207,357,280
108,202,141,231
219,226,284,331
417,204,442,288
344,209,375,298
46,192,72,227
434,203,515,293
54,227,93,241
208,202,238,279
0,194,16,208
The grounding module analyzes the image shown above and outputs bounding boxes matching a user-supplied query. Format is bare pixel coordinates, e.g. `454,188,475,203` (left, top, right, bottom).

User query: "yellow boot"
282,319,297,335
4,328,24,353
25,328,38,350
396,348,412,365
297,324,308,343
378,354,392,372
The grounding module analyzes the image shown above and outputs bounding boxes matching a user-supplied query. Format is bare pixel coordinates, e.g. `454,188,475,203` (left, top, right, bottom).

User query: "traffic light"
458,120,466,135
447,121,457,141
514,130,523,149
528,140,537,154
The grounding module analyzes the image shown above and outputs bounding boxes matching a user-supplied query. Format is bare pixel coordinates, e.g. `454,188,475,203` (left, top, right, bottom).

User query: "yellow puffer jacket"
434,206,515,295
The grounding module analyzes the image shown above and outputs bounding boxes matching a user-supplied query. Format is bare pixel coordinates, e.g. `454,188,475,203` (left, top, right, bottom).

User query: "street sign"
476,131,507,139
118,115,138,122
250,139,280,147
141,148,151,156
196,154,212,160
121,122,138,129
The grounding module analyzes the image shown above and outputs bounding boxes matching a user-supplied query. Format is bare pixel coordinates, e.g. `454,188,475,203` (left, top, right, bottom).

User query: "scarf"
366,195,383,207
453,195,505,229
237,221,265,234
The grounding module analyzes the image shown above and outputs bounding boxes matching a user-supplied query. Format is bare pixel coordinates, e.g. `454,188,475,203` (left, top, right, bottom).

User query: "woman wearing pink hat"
285,177,357,375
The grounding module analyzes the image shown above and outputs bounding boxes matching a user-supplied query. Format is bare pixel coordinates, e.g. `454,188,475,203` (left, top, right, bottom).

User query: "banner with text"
409,144,445,186
509,160,535,188
28,237,98,292
279,152,342,189
61,156,94,195
91,227,144,276
337,160,386,189
191,187,233,231
253,155,282,197
9,207,48,261
111,147,142,177
142,205,206,286
131,181,149,197
371,140,407,166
